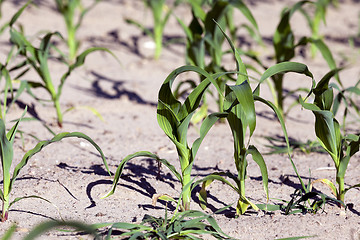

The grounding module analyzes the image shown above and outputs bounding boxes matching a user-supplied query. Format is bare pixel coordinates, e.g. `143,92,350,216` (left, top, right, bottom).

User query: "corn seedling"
102,64,230,211
55,0,100,62
177,0,260,120
300,69,360,204
190,26,306,215
9,28,115,127
98,185,234,240
264,136,324,155
331,79,360,132
261,0,339,117
0,108,110,221
126,0,181,59
300,0,338,58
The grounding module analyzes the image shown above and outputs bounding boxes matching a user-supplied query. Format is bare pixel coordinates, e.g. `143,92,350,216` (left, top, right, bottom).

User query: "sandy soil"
0,0,359,239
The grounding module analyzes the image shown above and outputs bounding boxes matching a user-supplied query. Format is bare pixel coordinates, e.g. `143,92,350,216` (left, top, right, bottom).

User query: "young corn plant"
258,0,339,117
55,0,100,62
102,65,228,211
191,27,311,215
177,0,260,120
126,0,180,59
0,109,110,221
300,0,338,58
300,70,360,205
98,186,234,240
9,28,115,127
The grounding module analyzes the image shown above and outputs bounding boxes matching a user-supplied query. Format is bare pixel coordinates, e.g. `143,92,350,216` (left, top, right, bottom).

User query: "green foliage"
0,109,110,221
9,29,115,127
55,0,101,62
300,0,338,57
126,0,180,59
300,70,360,203
176,0,260,121
98,210,233,239
102,65,229,211
261,1,339,117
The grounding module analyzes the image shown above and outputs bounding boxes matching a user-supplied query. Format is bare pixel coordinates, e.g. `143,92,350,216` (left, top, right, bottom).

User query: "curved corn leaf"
191,112,228,159
300,97,341,164
258,62,314,85
229,81,256,137
0,119,14,200
9,195,63,220
309,38,340,86
215,20,248,84
101,151,181,199
246,145,268,200
193,173,239,210
344,183,360,194
229,0,259,33
310,178,338,197
23,221,100,240
273,1,310,63
58,47,119,99
9,132,110,194
9,0,33,27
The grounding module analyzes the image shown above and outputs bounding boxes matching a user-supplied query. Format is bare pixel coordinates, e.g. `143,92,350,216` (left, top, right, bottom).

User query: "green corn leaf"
1,224,17,240
193,173,239,210
338,135,360,179
0,119,14,199
344,183,360,194
9,0,33,27
311,178,338,197
191,112,228,158
258,62,314,85
8,195,63,220
237,195,259,215
125,19,153,39
229,0,259,32
314,112,341,164
246,145,268,200
23,221,100,240
188,1,206,21
273,1,309,62
6,107,27,145
215,20,248,84
229,81,256,137
58,47,119,99
9,132,110,194
0,188,4,201
101,151,181,199
310,38,340,86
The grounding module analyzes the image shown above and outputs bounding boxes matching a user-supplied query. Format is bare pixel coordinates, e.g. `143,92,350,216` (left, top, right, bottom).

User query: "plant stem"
54,98,63,127
274,74,284,117
182,173,191,211
337,176,345,203
1,198,9,222
154,25,162,60
67,27,77,62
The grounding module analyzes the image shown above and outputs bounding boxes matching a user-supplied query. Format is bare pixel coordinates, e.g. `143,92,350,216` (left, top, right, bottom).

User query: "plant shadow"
75,71,156,106
83,158,178,210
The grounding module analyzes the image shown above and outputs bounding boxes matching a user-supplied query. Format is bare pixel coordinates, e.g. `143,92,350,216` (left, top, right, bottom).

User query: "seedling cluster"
0,0,359,239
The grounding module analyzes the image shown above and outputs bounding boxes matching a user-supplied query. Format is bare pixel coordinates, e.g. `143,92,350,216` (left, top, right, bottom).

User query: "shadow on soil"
75,71,157,106
78,158,179,210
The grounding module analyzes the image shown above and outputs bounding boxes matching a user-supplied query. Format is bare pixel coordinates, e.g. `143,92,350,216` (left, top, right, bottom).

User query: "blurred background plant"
55,0,101,62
